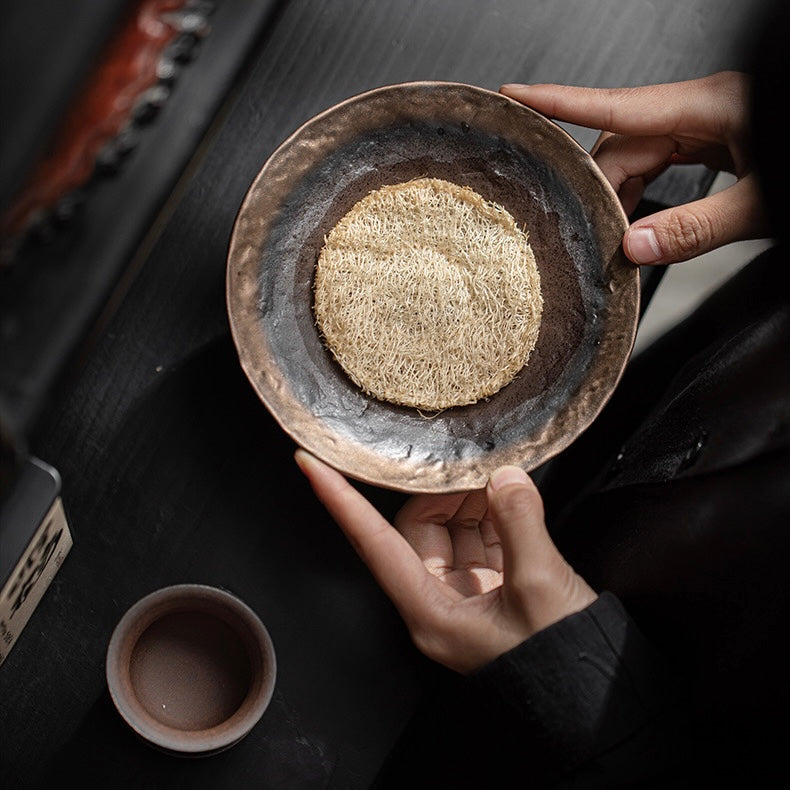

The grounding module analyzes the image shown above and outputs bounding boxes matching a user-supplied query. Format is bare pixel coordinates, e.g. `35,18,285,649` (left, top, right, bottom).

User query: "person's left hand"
500,72,769,266
296,449,597,675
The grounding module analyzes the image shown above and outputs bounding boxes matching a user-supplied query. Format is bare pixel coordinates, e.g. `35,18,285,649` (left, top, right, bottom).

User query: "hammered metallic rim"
226,81,637,493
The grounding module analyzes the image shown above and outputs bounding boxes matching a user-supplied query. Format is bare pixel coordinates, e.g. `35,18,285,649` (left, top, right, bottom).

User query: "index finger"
499,74,738,138
294,450,436,609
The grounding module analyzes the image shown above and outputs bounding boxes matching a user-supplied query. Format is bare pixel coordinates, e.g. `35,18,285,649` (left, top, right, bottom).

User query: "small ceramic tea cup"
106,583,276,756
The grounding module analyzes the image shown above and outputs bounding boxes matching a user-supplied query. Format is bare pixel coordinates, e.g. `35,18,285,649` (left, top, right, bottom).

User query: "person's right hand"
500,71,770,265
296,450,597,675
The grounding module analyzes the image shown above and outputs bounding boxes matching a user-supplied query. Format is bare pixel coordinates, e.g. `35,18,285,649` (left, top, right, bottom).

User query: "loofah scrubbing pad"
313,177,543,410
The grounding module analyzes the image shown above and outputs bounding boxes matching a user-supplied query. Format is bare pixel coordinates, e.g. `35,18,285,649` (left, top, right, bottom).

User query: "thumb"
624,174,768,265
486,466,562,589
486,466,597,630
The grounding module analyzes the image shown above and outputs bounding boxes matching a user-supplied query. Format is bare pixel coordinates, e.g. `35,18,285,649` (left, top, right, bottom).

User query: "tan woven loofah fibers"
313,177,543,410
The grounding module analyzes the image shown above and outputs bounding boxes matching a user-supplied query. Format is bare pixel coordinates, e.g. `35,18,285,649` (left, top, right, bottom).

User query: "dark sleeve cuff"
467,591,687,785
374,592,689,789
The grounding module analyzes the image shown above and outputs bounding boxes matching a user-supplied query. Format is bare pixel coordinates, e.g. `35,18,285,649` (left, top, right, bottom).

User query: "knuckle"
507,558,570,611
452,517,481,531
709,69,749,98
709,71,751,134
497,482,544,522
663,208,717,259
510,555,560,592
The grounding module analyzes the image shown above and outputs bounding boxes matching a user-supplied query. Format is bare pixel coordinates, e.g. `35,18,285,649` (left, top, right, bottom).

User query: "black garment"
545,244,790,784
376,6,790,782
376,593,689,789
374,245,789,788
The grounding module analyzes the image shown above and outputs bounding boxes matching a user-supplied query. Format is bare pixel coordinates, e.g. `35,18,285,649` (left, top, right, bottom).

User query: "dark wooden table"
0,1,769,787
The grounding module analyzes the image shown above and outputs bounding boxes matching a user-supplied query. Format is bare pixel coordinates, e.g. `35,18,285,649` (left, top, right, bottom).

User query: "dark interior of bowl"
228,83,636,492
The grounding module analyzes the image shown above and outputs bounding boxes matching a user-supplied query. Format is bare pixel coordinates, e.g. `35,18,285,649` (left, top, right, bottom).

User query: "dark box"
0,457,73,666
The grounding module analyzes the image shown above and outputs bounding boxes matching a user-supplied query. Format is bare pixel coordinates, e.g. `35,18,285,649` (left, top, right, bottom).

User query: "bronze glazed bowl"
227,82,638,494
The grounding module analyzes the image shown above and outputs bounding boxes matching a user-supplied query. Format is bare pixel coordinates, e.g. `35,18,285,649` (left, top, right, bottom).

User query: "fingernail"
489,465,528,491
625,226,662,264
499,83,529,93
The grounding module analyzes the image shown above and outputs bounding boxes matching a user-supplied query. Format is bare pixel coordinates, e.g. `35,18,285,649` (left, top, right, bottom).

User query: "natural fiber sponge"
313,177,543,410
